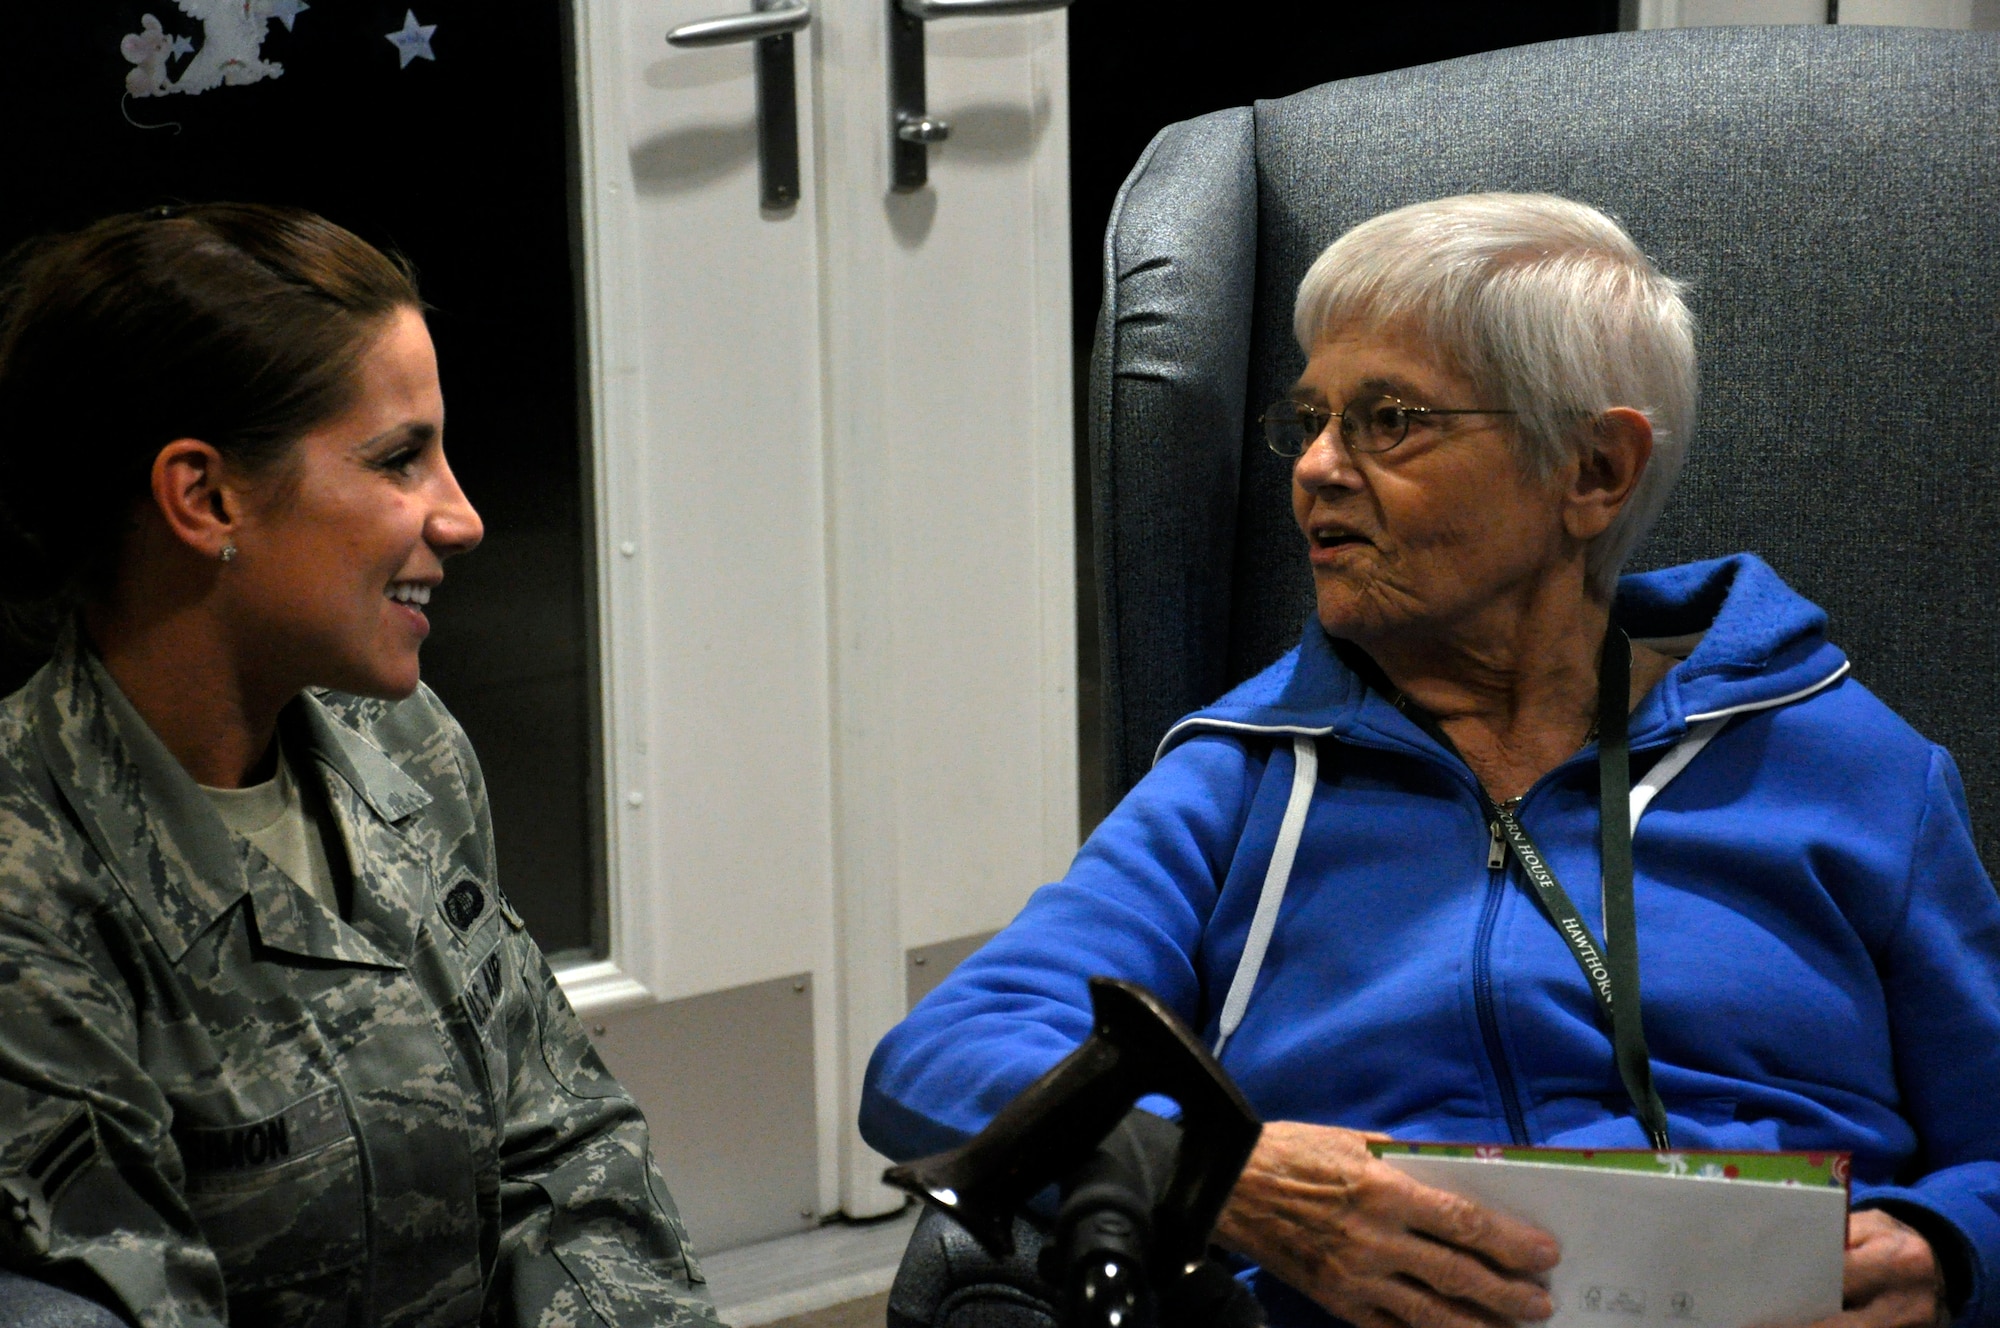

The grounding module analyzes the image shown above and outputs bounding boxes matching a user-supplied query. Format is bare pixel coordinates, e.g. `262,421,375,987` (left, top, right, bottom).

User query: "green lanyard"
1399,628,1672,1150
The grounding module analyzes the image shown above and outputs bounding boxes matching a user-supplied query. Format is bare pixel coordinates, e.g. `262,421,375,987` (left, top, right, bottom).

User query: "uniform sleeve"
859,733,1263,1162
438,713,720,1328
0,910,228,1328
1847,749,2000,1328
487,938,721,1328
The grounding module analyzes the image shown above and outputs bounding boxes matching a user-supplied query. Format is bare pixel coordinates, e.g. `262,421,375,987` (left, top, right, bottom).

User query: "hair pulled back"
0,202,421,637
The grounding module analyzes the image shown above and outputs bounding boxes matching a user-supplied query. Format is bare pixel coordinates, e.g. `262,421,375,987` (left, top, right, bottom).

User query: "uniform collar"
291,693,435,967
294,690,433,824
32,635,432,966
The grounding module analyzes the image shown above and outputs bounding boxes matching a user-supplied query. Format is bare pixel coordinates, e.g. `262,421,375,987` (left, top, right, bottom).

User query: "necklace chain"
1393,693,1600,811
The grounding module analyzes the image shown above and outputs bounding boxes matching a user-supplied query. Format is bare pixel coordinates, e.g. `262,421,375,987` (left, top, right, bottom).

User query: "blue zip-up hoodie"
862,555,2000,1328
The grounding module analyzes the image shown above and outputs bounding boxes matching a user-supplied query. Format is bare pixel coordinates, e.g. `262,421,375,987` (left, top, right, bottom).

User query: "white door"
558,0,1077,1254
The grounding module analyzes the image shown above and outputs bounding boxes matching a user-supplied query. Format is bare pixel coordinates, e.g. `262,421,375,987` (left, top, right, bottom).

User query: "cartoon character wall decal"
120,15,194,100
117,1,439,132
168,0,288,95
118,0,318,108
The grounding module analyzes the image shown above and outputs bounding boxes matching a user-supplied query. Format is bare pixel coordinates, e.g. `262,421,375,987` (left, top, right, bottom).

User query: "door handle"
889,0,1071,191
667,0,811,209
901,0,1068,15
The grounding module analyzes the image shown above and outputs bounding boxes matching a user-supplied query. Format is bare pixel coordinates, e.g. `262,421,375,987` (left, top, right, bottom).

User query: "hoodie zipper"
1474,814,1531,1145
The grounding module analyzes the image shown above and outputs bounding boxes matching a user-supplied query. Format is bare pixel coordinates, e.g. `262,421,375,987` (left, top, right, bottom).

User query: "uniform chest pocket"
175,1085,365,1293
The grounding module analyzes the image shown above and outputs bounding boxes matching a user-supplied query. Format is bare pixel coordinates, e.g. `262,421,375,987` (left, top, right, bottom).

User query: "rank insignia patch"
0,1107,97,1258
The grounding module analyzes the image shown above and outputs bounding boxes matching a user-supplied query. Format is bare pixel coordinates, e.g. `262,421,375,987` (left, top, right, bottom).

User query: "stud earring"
219,543,238,564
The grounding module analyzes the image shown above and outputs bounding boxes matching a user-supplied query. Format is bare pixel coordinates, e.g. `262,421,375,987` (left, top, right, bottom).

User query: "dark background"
0,0,604,955
1064,2,1624,827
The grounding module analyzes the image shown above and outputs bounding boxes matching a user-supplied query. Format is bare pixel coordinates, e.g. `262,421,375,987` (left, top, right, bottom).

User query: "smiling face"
1290,321,1581,651
220,306,482,700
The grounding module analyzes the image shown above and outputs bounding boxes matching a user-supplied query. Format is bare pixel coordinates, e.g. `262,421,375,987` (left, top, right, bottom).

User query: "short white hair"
1293,193,1696,599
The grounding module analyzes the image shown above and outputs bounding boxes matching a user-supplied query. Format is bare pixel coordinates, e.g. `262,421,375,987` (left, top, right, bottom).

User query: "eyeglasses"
1260,395,1518,458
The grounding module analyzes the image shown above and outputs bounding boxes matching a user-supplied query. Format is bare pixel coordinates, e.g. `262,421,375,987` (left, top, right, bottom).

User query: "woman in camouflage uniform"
0,205,721,1328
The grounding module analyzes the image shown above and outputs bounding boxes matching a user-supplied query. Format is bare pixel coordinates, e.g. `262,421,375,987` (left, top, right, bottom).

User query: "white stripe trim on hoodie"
1199,662,1849,1056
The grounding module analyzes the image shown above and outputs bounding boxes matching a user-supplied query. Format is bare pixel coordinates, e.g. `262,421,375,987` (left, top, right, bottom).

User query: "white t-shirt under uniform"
201,744,343,917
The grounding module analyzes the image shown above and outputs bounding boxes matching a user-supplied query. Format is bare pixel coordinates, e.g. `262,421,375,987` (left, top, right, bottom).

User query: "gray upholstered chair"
890,21,2000,1327
1092,23,2000,876
0,1272,124,1328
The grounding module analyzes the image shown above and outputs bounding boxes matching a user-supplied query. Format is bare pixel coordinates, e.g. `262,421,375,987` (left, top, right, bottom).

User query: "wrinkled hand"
1805,1210,1948,1328
1215,1122,1559,1328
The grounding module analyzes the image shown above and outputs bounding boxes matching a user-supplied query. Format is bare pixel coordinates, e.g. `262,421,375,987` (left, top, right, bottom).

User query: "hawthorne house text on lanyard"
1401,628,1672,1150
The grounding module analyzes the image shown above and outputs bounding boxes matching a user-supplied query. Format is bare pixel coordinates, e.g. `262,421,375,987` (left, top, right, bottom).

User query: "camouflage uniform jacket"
0,639,721,1328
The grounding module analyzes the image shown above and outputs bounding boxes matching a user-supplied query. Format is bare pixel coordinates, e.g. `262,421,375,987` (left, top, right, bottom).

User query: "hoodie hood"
1159,554,1851,762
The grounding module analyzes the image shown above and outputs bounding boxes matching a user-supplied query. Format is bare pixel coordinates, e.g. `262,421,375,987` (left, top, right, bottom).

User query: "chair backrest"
1090,25,2000,873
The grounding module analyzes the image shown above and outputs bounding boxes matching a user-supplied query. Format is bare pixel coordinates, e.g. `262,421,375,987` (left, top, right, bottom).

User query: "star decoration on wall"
266,0,311,33
169,34,196,58
385,10,437,68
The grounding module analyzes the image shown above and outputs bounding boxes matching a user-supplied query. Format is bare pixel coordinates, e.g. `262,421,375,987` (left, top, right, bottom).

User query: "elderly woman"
0,205,716,1327
861,195,2000,1328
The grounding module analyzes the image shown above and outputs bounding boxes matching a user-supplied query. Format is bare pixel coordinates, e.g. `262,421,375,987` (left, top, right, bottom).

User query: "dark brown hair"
0,202,421,635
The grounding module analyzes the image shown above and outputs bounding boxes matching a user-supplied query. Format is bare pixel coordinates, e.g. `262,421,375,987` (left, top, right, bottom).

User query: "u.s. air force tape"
175,1085,350,1176
462,949,505,1028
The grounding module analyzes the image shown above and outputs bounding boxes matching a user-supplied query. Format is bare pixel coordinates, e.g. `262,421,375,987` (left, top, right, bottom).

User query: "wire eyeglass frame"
1261,395,1518,458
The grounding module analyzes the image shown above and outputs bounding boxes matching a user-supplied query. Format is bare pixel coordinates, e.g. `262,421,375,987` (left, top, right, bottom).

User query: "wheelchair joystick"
1071,1250,1147,1328
883,977,1264,1328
